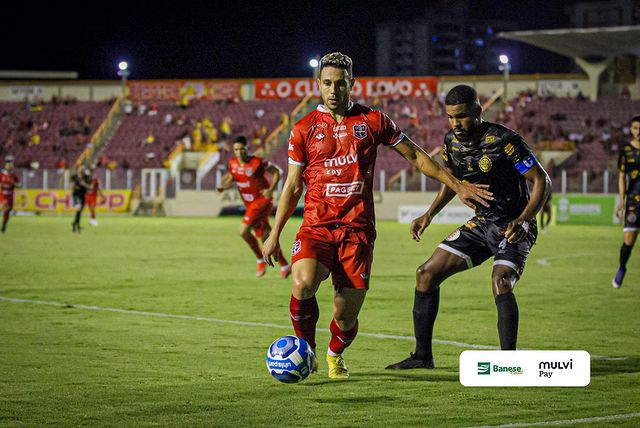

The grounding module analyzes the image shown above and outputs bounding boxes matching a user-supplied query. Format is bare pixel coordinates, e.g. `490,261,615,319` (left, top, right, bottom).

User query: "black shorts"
73,194,86,209
437,217,538,277
624,204,640,232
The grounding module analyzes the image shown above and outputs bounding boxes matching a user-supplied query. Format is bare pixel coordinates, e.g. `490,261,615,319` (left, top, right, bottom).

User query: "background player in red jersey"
217,136,291,278
262,52,492,379
0,158,21,233
85,168,104,227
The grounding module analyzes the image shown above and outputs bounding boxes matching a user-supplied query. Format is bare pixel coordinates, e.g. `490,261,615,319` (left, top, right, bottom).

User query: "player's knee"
416,263,439,292
492,272,517,295
292,276,316,300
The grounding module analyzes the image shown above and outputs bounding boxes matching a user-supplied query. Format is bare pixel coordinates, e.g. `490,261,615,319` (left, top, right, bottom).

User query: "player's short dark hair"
445,85,480,106
233,136,248,145
319,52,353,78
631,114,640,124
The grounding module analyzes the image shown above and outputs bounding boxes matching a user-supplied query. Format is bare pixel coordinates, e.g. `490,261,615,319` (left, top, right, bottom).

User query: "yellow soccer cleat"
326,353,349,379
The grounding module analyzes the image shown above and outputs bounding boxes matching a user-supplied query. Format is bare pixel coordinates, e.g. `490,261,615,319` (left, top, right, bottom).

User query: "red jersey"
288,103,403,233
0,170,20,195
228,156,272,206
87,178,100,196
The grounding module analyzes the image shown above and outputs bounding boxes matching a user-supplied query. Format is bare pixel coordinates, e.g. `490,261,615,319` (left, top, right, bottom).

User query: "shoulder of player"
482,122,525,146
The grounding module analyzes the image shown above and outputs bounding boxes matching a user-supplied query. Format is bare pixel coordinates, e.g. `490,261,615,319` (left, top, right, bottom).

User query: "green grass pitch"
1,216,639,427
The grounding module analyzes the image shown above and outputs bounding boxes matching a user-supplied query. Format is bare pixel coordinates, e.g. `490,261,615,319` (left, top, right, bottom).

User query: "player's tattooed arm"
393,137,492,209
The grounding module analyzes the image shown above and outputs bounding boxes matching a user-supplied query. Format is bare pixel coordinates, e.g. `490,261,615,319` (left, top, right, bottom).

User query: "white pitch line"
535,253,592,266
0,296,626,360
468,411,640,428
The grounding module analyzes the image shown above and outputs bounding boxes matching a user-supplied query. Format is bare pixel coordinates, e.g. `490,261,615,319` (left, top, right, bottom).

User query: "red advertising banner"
128,80,241,101
255,77,439,99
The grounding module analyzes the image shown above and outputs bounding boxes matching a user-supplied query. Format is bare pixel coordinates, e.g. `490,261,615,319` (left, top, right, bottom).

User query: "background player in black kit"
386,85,551,369
71,165,91,233
612,114,640,288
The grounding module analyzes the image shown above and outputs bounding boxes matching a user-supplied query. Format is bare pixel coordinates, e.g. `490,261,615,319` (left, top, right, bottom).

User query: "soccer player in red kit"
1,159,21,233
85,169,104,227
217,136,291,278
262,52,493,379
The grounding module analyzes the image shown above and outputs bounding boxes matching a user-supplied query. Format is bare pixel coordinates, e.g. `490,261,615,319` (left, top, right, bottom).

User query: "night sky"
1,0,576,80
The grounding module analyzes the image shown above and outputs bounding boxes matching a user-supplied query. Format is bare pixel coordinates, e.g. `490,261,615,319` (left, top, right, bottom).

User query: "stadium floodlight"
309,58,319,68
310,55,321,80
117,61,131,97
498,55,511,108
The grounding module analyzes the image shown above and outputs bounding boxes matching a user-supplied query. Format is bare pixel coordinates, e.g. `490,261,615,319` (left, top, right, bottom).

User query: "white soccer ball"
266,335,315,383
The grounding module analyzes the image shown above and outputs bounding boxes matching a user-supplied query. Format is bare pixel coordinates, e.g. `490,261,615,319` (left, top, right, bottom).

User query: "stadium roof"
498,25,640,60
498,26,640,100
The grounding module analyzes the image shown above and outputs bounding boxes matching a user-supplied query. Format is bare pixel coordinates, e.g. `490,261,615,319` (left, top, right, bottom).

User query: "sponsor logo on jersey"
316,133,324,140
484,135,496,144
504,143,515,156
628,212,637,223
353,123,368,139
325,181,364,197
236,181,250,188
360,273,369,280
479,155,492,172
445,229,460,241
288,143,294,151
245,167,253,177
324,154,358,168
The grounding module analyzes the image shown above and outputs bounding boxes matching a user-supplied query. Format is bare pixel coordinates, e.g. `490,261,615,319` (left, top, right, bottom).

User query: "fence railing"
15,167,621,197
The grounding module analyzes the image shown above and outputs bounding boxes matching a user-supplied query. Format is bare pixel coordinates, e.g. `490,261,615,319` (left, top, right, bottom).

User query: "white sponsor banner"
398,205,474,224
460,350,590,387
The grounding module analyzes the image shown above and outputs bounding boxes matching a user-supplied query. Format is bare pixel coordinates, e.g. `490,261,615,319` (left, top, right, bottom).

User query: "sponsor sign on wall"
255,77,439,99
398,205,475,225
128,81,241,101
7,190,131,213
555,195,618,225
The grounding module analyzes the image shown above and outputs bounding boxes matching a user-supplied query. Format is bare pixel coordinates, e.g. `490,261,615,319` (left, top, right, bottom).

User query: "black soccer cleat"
385,353,435,370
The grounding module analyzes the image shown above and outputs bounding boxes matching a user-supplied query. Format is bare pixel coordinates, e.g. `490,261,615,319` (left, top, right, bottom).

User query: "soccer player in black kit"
612,114,640,288
386,85,551,369
71,165,91,233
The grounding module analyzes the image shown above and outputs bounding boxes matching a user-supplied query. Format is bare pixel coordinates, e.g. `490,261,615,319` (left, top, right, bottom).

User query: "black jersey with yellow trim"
442,121,536,222
618,143,640,204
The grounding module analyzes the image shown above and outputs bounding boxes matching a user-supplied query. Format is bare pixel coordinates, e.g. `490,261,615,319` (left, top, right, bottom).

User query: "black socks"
495,293,519,350
413,287,440,360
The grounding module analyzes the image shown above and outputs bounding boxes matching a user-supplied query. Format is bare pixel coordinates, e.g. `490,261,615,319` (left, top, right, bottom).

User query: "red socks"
329,318,359,355
289,295,319,349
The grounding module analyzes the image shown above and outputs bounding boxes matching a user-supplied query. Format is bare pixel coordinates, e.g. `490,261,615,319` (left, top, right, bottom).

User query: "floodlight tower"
117,61,130,96
498,55,510,108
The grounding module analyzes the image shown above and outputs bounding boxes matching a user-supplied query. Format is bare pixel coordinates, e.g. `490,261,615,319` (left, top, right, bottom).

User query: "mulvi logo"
477,361,523,375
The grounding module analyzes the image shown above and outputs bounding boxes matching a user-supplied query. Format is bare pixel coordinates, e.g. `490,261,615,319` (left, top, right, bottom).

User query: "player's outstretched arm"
262,162,283,199
411,183,456,242
393,137,492,209
505,162,551,243
262,163,304,266
216,172,234,193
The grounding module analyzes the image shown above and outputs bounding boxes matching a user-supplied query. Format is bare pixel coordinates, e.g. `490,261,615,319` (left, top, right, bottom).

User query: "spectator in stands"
164,113,173,126
148,103,159,116
255,108,265,120
124,100,134,115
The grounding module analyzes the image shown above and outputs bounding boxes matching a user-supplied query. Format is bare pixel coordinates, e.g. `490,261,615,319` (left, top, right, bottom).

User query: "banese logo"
477,362,490,375
460,351,590,387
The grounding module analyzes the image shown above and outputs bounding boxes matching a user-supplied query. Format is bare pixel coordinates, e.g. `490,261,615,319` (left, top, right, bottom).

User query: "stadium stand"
0,100,112,169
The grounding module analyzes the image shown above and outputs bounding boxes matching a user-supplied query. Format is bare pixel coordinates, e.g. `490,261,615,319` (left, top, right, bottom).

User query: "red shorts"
85,194,97,206
0,193,13,209
291,225,374,290
242,199,272,237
